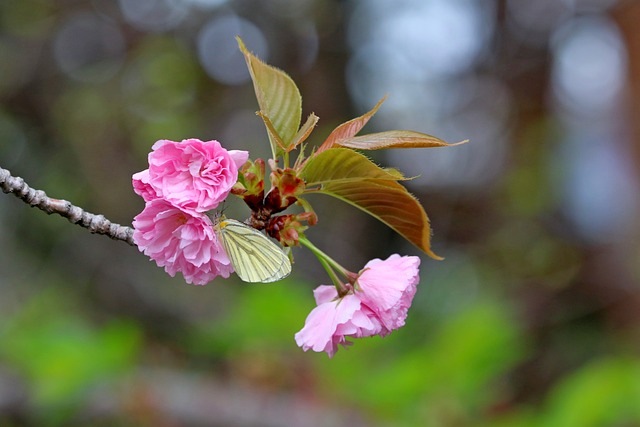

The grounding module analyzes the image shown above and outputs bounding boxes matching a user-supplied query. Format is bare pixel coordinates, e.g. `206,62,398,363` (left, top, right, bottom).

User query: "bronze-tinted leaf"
314,179,441,259
316,96,386,154
338,130,467,150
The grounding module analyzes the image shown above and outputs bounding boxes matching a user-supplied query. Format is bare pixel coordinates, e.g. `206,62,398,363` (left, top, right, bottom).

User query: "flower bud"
237,158,266,210
267,168,305,211
267,213,312,247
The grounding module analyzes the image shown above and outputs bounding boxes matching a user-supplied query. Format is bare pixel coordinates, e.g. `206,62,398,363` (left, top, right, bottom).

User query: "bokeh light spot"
349,0,492,81
551,15,627,117
118,0,189,32
184,0,228,9
197,14,268,85
558,131,639,244
53,12,125,83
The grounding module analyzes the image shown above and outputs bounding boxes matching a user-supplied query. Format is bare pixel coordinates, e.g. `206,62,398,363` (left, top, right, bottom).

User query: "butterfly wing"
217,218,291,283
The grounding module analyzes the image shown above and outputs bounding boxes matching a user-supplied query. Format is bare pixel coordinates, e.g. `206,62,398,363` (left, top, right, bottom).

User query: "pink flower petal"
132,169,157,202
295,291,383,358
357,254,420,332
137,138,249,213
295,254,421,357
132,199,233,285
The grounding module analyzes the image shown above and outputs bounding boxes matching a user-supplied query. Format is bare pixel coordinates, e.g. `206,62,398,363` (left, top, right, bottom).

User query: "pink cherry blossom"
132,198,233,285
140,138,249,213
132,169,156,202
356,254,421,334
295,254,421,357
294,285,383,358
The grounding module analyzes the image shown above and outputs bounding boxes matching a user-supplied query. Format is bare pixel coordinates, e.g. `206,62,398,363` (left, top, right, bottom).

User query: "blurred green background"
2,0,640,426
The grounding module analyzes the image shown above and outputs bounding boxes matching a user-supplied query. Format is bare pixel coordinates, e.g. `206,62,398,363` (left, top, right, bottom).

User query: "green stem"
316,254,345,291
298,236,351,278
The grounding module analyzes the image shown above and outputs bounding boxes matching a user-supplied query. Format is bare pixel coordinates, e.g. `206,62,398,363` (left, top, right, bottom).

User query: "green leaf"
290,112,319,150
300,148,439,256
256,110,286,151
317,96,386,153
301,147,405,185
337,130,467,150
308,178,440,259
237,37,302,157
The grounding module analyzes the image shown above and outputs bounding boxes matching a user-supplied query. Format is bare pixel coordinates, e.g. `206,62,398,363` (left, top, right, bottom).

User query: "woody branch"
0,165,135,246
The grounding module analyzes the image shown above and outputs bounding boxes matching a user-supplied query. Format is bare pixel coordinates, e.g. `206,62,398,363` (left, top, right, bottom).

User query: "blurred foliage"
312,301,525,425
0,291,141,425
2,0,640,426
187,277,312,355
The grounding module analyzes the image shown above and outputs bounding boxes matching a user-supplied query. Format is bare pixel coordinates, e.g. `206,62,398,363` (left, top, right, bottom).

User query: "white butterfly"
214,217,291,283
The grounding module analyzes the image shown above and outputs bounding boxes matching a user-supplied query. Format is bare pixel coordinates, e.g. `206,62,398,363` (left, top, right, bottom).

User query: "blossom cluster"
132,138,248,285
295,254,420,357
132,138,424,357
